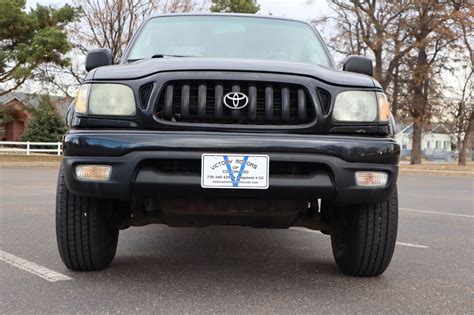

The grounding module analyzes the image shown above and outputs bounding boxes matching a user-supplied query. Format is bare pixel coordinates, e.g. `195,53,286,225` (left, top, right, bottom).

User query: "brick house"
0,91,70,141
0,97,31,141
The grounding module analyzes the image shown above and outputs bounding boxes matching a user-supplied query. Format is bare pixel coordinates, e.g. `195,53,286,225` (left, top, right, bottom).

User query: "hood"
89,58,379,88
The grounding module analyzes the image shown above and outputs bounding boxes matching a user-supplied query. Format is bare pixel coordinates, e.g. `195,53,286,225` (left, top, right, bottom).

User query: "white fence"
0,141,62,156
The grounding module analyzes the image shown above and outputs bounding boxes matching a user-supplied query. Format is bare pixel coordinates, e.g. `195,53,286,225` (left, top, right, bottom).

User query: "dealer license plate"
201,154,269,189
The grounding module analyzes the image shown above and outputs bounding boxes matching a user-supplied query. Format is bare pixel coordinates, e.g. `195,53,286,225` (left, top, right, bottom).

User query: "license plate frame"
201,154,269,189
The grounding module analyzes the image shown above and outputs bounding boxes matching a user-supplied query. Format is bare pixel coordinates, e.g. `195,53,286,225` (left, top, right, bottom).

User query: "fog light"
355,171,388,187
76,165,112,181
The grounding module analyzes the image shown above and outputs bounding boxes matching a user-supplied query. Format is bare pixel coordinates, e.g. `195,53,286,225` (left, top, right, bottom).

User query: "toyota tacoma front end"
56,14,399,277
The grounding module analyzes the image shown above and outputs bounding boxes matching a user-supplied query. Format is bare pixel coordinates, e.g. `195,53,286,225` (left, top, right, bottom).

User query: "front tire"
330,188,398,277
56,164,119,271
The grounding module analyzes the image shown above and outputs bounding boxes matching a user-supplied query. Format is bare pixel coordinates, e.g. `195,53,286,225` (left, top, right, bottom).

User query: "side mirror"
343,55,373,77
85,48,113,71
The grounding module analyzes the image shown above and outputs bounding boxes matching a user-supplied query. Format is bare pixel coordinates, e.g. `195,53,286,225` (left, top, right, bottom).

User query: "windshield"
127,16,333,68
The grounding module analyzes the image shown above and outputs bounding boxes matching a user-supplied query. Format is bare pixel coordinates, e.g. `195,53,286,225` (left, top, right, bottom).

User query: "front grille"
155,80,315,126
144,159,323,176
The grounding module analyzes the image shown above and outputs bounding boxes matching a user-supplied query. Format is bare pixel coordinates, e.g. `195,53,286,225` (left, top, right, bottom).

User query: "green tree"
0,0,79,96
0,105,15,125
21,96,67,142
210,0,260,13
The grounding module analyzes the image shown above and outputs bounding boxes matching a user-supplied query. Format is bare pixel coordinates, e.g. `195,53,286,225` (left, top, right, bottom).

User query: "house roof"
0,96,23,106
0,90,70,116
0,91,42,108
398,123,451,135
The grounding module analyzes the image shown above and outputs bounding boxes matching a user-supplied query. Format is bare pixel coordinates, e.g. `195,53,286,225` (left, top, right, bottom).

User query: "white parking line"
0,250,72,282
290,227,429,249
400,207,474,219
396,242,429,249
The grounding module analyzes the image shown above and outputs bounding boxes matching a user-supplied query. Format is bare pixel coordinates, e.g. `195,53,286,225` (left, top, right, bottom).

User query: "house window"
444,141,449,150
426,141,430,149
436,141,441,149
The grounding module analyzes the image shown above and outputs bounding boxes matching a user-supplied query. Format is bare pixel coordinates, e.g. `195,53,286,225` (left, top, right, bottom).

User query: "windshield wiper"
151,54,196,58
127,54,197,63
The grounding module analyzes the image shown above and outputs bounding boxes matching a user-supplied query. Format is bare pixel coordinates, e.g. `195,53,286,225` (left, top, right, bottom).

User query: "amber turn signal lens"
377,92,391,122
75,165,112,181
75,84,91,114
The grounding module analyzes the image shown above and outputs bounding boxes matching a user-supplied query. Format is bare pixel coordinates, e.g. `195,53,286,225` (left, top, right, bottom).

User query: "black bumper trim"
63,130,399,164
62,130,399,205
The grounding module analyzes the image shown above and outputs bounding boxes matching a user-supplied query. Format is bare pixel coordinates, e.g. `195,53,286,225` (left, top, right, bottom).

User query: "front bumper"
62,130,399,205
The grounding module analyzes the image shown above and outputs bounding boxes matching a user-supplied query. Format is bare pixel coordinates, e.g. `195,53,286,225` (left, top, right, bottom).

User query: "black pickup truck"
57,14,399,277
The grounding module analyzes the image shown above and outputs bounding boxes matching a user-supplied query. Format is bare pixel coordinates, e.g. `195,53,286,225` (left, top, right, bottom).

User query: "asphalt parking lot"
0,166,473,314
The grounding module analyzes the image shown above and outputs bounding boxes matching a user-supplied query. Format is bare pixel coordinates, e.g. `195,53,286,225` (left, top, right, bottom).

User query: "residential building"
0,91,69,141
395,124,454,161
0,97,31,141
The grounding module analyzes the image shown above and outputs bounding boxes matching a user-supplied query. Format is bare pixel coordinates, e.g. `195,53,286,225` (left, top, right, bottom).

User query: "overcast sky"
26,0,332,21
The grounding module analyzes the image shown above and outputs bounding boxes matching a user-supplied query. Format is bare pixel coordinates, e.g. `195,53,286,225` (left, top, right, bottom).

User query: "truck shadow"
67,225,394,309
91,226,354,280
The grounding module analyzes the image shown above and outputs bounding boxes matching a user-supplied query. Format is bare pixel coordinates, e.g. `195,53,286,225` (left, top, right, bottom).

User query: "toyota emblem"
223,92,249,110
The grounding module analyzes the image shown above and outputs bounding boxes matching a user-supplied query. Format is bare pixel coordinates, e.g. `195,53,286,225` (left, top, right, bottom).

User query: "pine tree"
0,0,79,96
21,96,67,142
210,0,260,14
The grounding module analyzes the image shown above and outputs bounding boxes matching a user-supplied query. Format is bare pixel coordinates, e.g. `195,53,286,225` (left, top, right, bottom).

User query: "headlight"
333,91,377,122
74,83,136,116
